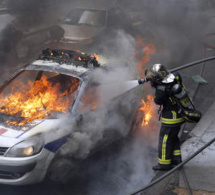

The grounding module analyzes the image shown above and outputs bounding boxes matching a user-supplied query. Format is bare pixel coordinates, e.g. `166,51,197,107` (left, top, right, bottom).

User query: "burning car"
0,49,141,185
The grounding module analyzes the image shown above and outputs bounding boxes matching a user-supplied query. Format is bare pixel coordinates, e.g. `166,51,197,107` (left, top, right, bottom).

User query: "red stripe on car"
0,128,7,135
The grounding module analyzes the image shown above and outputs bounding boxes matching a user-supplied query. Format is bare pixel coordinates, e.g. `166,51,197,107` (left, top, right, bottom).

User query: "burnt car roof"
24,48,101,78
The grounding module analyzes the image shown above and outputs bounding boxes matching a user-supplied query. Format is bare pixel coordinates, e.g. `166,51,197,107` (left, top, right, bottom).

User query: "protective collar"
162,73,175,83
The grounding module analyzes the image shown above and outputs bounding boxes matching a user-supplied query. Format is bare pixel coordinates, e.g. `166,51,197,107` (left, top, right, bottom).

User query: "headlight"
5,136,44,157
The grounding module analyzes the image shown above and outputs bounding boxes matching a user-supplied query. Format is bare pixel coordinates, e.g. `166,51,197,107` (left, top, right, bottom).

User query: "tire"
46,158,78,184
45,150,80,184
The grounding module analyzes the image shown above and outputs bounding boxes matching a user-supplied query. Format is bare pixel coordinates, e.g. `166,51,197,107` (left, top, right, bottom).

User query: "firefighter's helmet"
146,64,175,84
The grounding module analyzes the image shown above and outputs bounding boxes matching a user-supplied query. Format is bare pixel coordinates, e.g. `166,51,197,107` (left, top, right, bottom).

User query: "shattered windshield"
64,9,106,27
0,70,80,126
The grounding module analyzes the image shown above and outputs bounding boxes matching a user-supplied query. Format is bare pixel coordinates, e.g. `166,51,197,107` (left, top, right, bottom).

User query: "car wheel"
46,157,79,184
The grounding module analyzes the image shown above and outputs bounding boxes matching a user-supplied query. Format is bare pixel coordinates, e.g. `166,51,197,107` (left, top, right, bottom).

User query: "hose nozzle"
138,78,148,85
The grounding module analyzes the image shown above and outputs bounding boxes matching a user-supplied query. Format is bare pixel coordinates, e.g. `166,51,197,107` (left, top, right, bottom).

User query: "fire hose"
170,56,215,72
138,56,215,85
129,136,215,195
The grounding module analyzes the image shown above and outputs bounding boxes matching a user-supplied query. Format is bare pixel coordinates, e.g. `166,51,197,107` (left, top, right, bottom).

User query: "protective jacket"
154,72,185,126
154,72,184,166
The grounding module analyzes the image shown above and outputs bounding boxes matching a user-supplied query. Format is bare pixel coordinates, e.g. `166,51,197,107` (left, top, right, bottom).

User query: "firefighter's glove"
138,78,149,85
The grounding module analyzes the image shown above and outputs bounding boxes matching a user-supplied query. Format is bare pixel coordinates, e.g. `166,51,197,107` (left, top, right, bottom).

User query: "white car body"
0,54,88,185
0,49,140,185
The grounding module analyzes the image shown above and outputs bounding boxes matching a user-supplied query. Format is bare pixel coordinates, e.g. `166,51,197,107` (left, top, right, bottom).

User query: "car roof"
23,48,101,79
26,60,88,78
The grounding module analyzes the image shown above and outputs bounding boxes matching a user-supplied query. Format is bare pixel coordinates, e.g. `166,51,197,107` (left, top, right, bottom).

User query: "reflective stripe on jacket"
161,111,184,125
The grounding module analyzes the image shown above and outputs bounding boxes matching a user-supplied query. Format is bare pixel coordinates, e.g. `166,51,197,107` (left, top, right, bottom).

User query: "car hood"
0,120,44,140
0,118,75,147
0,135,21,148
61,24,105,41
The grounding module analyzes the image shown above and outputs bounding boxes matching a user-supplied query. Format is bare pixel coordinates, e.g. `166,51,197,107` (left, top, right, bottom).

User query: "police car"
0,49,141,185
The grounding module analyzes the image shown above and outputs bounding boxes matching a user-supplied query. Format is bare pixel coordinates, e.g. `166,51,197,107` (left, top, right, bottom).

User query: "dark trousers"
158,124,182,165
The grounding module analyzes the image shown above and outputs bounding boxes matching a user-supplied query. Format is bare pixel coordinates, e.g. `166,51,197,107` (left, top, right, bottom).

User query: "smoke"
0,24,13,63
53,29,153,157
0,0,214,194
96,29,136,58
57,39,140,160
0,12,13,66
39,29,160,195
6,0,50,23
43,0,213,192
115,0,214,68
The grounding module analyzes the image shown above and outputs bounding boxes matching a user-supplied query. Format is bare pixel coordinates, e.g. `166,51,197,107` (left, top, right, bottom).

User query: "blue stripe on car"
16,121,44,138
44,136,68,153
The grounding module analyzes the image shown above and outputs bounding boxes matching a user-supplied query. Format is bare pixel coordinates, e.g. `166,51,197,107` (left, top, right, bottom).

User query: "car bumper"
0,148,54,185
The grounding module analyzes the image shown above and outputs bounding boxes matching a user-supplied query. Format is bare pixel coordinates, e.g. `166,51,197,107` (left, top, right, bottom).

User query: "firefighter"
139,64,185,171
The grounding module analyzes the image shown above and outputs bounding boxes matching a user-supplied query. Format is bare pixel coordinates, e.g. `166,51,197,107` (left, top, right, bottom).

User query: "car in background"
9,6,148,60
0,49,142,185
59,7,108,45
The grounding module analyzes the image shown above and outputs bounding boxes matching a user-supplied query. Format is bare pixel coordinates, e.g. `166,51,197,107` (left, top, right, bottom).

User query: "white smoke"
0,0,214,194
56,30,139,159
43,29,161,195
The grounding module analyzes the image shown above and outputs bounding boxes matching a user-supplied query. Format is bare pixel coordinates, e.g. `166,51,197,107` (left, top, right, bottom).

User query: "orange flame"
75,50,86,55
138,95,154,126
134,35,156,77
92,53,99,62
0,75,80,126
74,50,100,64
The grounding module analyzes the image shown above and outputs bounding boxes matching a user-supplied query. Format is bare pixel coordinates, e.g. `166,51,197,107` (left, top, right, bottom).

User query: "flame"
92,53,99,61
134,35,156,77
0,74,80,126
139,95,154,126
74,50,99,63
75,50,86,55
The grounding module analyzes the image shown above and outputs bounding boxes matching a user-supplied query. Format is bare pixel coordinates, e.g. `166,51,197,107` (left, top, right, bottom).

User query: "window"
78,81,100,114
0,70,80,126
64,9,106,27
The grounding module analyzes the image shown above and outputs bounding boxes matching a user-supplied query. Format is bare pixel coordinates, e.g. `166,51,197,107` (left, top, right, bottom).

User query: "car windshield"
64,9,106,27
0,70,80,126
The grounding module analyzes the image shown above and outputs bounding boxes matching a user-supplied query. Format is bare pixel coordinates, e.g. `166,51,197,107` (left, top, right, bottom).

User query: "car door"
76,79,123,152
76,80,105,151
